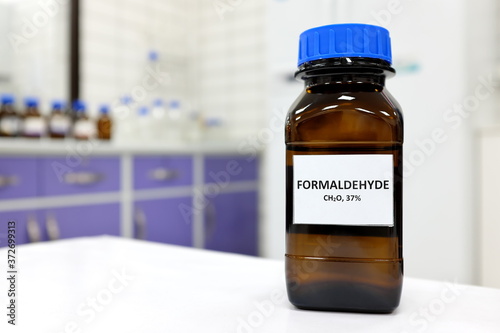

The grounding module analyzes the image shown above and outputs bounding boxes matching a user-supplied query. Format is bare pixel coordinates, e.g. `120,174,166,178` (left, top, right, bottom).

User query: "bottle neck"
26,106,39,115
296,57,394,93
305,73,386,93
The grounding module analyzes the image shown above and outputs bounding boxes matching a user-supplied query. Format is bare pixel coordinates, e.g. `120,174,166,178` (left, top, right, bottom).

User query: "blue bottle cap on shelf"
138,106,149,116
52,100,65,109
149,50,159,62
153,99,163,107
99,104,110,114
25,97,39,107
169,100,180,109
298,23,392,66
1,94,15,105
72,100,86,112
205,117,222,127
121,95,133,105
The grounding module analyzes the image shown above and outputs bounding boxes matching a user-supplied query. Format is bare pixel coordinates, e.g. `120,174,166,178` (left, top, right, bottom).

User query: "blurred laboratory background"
0,0,499,289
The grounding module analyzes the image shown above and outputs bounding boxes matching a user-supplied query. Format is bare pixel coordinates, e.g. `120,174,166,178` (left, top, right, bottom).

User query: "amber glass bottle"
0,94,21,137
285,24,403,313
97,104,112,140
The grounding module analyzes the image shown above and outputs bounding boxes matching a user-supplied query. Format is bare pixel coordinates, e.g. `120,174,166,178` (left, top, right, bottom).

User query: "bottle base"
286,255,403,313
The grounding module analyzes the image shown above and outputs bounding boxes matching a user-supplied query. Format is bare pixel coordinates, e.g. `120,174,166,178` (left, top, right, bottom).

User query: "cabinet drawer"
40,156,121,196
0,210,43,247
204,156,257,184
134,197,192,246
0,157,38,199
43,203,120,240
204,191,258,256
133,156,193,190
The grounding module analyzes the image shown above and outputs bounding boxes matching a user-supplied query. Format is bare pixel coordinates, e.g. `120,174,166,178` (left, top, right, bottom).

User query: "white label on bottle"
0,116,20,135
74,120,95,138
293,154,394,226
49,116,71,135
23,117,46,136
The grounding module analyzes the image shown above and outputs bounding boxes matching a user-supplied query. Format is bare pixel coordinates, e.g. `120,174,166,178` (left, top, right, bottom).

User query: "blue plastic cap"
169,100,180,109
25,97,38,107
153,99,163,107
138,106,149,116
1,94,15,104
298,23,392,66
99,104,110,114
72,100,86,112
205,117,222,127
52,100,65,109
121,95,132,105
149,50,159,62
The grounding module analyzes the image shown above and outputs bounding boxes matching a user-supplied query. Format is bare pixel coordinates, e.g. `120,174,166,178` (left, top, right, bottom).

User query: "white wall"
80,0,268,132
479,128,500,288
195,0,267,139
0,2,13,93
262,0,497,285
81,0,196,116
1,0,69,111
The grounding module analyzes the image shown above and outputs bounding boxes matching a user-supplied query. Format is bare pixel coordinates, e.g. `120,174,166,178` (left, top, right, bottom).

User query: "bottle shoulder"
286,88,403,143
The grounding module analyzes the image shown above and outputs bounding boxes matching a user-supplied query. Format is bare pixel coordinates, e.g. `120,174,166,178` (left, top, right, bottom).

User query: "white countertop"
1,236,499,332
0,138,252,155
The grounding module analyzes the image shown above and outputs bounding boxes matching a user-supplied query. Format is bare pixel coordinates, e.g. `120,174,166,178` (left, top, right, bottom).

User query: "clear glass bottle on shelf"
0,94,21,137
186,110,201,142
165,99,186,143
72,100,95,140
48,100,71,139
202,117,226,142
22,97,47,138
136,106,153,143
151,99,166,141
113,95,134,144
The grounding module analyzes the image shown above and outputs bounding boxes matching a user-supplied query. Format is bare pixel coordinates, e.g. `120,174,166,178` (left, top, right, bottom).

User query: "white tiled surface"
81,0,193,116
4,0,69,113
196,0,267,138
81,0,267,135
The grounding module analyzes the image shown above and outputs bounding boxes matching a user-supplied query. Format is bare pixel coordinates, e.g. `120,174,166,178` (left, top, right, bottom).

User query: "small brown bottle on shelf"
22,97,46,138
285,24,404,313
0,94,21,137
96,104,112,140
48,100,71,139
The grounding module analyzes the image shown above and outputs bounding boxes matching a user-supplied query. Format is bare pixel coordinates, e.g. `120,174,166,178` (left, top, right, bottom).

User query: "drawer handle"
0,175,18,188
27,215,42,243
204,202,217,242
46,213,60,241
63,172,103,185
148,168,179,181
134,207,147,240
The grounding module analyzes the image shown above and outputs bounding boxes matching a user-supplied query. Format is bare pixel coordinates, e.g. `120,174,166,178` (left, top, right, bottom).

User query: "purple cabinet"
0,210,45,247
204,156,258,184
204,191,258,256
134,197,192,246
43,203,120,240
0,203,120,247
133,156,193,190
0,157,38,199
39,156,121,196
